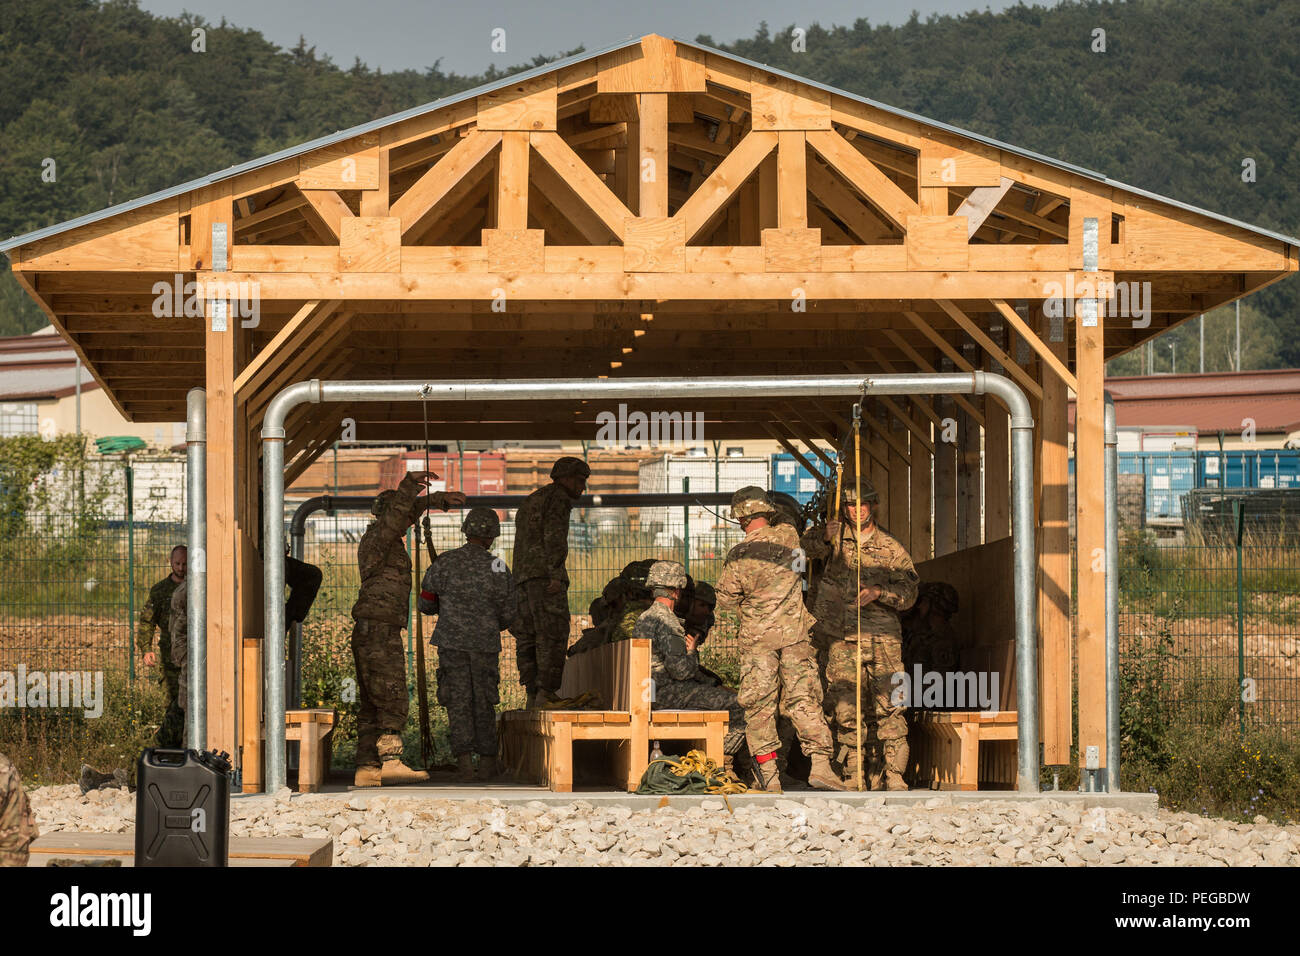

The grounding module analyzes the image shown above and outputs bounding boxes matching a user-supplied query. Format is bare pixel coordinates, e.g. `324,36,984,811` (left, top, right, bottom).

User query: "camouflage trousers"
739,639,833,758
155,668,184,749
351,619,409,769
654,680,747,755
436,648,500,757
824,632,908,758
513,579,571,694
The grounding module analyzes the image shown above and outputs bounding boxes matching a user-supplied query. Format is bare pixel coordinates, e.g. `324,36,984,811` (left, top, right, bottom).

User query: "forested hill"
2,0,1296,372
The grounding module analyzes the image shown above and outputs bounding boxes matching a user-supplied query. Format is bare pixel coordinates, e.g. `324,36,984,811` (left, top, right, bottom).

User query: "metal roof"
3,34,1297,254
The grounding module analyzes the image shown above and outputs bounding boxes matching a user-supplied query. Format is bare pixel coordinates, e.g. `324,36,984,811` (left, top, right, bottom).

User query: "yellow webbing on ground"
648,749,749,795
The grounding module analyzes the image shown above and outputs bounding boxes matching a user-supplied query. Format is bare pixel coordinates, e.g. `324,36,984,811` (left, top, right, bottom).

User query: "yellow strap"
853,403,863,792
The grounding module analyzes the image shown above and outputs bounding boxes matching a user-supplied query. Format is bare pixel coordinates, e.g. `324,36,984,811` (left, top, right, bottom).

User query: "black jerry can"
135,748,232,867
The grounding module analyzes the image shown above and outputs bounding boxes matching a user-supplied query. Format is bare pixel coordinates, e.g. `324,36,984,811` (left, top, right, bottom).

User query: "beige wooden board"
31,832,333,867
624,217,686,272
477,74,558,131
341,217,400,272
750,75,831,130
298,134,380,190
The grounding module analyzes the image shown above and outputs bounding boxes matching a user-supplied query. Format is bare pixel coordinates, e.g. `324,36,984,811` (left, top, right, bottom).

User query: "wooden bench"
29,831,333,867
499,638,729,792
908,711,1019,790
285,708,337,793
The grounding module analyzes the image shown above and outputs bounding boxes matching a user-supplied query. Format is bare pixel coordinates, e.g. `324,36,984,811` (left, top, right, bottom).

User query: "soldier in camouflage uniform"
812,470,919,790
715,487,845,793
169,582,189,743
352,471,466,786
0,751,37,867
419,507,516,781
635,561,747,756
510,456,590,708
608,559,654,644
138,545,186,748
567,577,629,658
902,582,961,678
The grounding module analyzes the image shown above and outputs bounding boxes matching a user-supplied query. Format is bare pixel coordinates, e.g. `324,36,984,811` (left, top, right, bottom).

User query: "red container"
378,451,508,499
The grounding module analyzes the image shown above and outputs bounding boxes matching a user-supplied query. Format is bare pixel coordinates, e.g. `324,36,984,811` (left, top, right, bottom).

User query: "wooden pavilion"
3,35,1295,791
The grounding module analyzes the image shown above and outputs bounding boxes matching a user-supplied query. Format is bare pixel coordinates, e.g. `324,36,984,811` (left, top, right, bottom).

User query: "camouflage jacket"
715,523,814,650
0,751,37,866
635,601,702,688
169,584,189,707
812,522,918,643
418,542,517,654
138,575,182,671
511,482,573,586
351,475,454,626
609,598,652,643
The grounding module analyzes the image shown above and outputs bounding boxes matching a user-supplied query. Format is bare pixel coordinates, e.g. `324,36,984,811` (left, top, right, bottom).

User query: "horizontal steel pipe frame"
262,374,1038,794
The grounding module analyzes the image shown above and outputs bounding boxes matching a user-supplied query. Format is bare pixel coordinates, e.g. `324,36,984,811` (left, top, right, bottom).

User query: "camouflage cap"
838,469,879,504
551,456,592,480
371,489,400,516
731,485,776,519
646,560,688,590
692,580,716,607
461,506,501,539
920,581,959,616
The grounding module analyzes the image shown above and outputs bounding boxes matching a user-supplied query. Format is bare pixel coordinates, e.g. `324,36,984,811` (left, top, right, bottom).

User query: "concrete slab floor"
247,781,1158,813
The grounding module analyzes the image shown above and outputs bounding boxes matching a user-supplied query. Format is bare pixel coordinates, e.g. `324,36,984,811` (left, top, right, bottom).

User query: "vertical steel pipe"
185,388,207,750
1104,392,1120,792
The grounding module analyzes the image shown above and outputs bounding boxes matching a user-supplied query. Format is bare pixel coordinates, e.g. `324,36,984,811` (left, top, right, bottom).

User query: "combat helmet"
837,468,879,505
619,558,657,598
731,485,776,520
646,560,688,590
551,456,591,480
920,581,959,617
461,506,501,539
769,491,805,531
692,580,716,607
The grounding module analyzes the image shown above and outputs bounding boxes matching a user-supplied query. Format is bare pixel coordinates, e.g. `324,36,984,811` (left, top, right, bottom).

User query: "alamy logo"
594,403,704,449
0,667,103,718
152,274,261,328
49,886,152,936
1041,276,1151,328
890,665,1000,714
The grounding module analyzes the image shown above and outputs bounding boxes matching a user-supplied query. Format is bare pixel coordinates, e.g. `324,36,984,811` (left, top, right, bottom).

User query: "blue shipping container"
770,453,834,505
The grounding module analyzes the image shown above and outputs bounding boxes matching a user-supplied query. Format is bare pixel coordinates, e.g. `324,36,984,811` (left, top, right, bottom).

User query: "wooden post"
638,93,668,218
910,414,933,561
1038,305,1072,765
984,322,1011,541
758,152,778,231
956,346,982,550
888,416,911,545
776,132,808,228
496,131,530,230
933,395,957,556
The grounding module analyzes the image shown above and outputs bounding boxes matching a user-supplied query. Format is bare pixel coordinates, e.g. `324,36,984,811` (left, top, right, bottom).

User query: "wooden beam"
234,300,341,402
495,131,530,231
299,190,353,241
777,132,807,229
935,299,1043,402
391,129,501,239
955,177,1013,238
989,298,1078,392
762,423,831,487
806,130,921,230
673,130,777,242
881,328,985,426
639,93,668,218
531,130,633,240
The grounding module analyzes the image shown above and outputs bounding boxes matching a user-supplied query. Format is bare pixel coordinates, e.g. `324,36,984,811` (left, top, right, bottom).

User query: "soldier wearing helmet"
509,456,591,708
417,506,515,781
607,558,655,644
714,487,845,793
812,465,918,790
350,470,467,787
634,561,747,757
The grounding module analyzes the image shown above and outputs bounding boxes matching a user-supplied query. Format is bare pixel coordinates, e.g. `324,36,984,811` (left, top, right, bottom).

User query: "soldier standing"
635,561,746,758
139,544,186,748
812,471,918,790
418,507,516,781
715,487,845,793
510,456,589,708
352,471,466,787
0,751,37,867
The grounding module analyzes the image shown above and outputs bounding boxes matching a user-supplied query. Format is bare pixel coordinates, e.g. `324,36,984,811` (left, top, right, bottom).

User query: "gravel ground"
28,785,1300,866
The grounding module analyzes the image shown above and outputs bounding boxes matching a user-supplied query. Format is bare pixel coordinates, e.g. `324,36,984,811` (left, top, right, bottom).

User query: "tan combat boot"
353,765,383,787
456,754,474,781
883,740,910,791
380,760,430,785
755,756,783,794
807,754,849,791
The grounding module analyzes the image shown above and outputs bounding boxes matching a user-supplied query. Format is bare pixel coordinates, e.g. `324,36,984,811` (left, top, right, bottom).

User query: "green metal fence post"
126,460,136,683
682,476,690,577
1234,498,1246,737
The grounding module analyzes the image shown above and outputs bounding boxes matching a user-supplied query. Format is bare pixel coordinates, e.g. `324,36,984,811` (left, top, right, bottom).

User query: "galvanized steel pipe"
185,388,207,750
1104,392,1121,792
262,374,1039,794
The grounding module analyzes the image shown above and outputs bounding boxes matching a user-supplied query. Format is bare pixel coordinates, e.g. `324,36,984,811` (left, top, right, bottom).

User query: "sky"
137,0,1057,75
